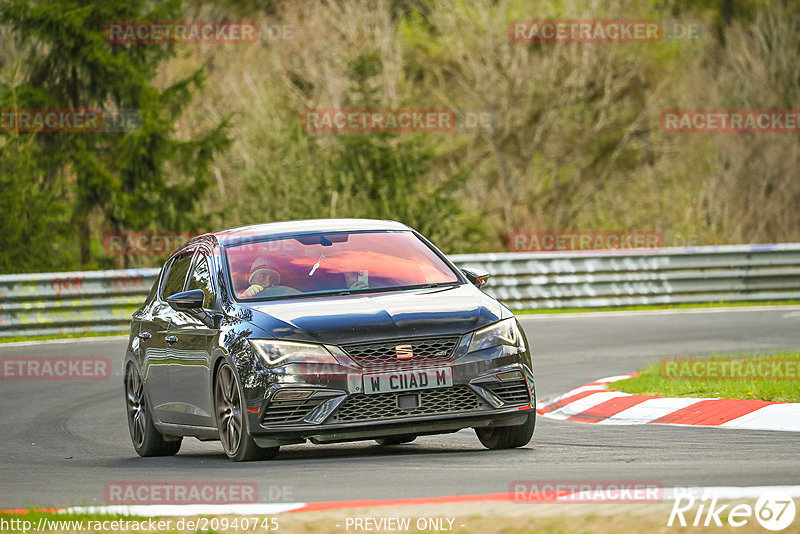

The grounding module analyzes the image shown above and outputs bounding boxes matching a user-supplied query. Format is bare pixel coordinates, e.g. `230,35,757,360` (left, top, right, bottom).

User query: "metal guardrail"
1,244,798,337
0,269,159,338
457,243,800,310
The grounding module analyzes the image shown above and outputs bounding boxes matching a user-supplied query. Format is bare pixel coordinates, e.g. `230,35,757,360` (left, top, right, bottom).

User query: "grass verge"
0,331,127,344
614,350,800,402
515,300,800,314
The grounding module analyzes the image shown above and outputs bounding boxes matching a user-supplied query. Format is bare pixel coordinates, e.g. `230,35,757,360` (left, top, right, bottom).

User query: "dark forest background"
1,0,798,272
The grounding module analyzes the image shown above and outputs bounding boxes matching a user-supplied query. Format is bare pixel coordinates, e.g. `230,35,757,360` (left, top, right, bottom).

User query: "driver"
239,257,281,298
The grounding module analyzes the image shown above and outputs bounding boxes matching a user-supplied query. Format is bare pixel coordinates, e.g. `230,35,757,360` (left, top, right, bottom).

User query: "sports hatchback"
124,219,535,461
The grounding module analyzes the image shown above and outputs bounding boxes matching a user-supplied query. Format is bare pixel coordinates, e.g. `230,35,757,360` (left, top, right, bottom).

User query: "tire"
214,362,279,462
475,410,535,450
375,434,417,446
125,364,182,457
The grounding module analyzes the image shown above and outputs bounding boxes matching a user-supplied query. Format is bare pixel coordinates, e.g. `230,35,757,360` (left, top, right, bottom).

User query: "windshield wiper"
396,282,459,290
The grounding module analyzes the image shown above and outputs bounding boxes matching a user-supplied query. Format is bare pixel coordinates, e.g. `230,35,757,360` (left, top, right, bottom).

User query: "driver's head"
249,257,280,287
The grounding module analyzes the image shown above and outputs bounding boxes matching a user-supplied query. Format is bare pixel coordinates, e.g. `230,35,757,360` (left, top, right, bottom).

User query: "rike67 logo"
668,489,796,531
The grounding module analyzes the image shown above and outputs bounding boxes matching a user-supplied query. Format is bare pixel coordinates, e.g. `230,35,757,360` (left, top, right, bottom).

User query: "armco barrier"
0,244,798,337
0,269,159,338
456,243,800,309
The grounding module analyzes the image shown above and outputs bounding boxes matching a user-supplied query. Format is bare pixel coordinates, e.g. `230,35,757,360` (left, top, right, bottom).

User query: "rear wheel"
375,434,417,446
215,362,279,462
475,410,535,450
125,364,182,457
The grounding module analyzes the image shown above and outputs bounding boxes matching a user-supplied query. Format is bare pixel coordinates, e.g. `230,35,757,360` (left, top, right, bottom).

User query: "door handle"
138,331,152,340
165,335,178,345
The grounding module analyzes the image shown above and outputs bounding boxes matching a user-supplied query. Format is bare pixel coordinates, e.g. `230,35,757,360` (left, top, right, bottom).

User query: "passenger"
344,269,369,290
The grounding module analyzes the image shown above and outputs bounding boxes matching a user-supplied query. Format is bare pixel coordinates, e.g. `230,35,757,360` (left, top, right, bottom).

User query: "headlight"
250,340,338,366
468,318,523,353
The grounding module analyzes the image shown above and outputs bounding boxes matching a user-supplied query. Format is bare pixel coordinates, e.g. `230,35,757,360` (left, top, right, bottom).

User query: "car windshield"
225,230,460,300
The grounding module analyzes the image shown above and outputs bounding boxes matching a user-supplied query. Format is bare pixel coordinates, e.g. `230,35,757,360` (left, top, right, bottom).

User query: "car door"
164,247,219,427
135,263,176,423
151,248,196,424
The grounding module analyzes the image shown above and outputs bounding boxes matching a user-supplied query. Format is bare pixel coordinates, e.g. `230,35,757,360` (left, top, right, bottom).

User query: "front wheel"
214,362,279,462
125,364,182,457
475,410,535,450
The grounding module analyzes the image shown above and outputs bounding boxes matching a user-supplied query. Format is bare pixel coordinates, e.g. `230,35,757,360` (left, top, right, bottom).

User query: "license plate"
363,367,453,395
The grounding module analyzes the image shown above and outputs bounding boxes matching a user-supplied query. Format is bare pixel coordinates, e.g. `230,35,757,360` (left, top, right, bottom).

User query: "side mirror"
166,289,205,310
461,268,490,289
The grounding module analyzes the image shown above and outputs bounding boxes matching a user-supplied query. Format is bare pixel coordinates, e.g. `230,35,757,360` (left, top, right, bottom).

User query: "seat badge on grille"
395,344,414,359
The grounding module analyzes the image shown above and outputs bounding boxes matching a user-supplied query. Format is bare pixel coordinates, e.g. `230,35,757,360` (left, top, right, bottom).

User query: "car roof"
197,218,413,247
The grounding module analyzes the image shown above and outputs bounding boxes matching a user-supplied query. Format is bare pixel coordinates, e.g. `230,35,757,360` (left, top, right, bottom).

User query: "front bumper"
242,339,535,446
252,408,533,448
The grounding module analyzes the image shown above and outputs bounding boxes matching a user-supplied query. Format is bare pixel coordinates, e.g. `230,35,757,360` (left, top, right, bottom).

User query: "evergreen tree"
0,0,229,271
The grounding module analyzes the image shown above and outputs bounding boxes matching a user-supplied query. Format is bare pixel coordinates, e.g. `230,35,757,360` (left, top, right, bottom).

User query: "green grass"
0,330,127,344
515,300,800,314
614,350,800,402
0,510,150,532
1,509,147,520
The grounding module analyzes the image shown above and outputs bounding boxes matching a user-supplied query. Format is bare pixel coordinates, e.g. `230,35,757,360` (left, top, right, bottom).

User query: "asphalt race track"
1,307,799,508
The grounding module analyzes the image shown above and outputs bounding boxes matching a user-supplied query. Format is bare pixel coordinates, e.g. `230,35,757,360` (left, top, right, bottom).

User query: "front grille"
330,385,486,423
483,380,530,405
342,336,460,370
261,397,325,426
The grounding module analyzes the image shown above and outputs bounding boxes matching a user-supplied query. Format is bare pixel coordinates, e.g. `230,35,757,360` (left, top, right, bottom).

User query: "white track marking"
35,486,800,516
537,386,608,409
595,374,636,383
592,397,709,425
66,503,306,516
544,391,630,420
720,404,800,432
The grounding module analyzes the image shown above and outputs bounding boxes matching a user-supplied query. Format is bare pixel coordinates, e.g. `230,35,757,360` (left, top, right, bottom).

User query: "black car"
124,219,535,461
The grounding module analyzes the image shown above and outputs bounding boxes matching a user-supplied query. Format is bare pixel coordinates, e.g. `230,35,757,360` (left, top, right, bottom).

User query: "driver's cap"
249,257,280,285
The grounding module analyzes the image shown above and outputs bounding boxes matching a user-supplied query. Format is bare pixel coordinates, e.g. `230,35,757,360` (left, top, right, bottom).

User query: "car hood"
244,284,507,345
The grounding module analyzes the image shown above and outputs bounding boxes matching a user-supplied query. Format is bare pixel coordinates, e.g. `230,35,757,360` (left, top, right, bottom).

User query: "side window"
186,255,215,308
161,251,194,298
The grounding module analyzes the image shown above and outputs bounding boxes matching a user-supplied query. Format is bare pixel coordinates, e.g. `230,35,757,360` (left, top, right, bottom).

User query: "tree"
322,52,484,252
0,0,229,271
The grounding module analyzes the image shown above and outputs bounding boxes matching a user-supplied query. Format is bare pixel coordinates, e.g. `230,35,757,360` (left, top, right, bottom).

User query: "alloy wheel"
215,364,243,456
125,368,146,449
